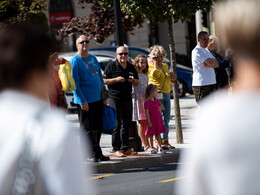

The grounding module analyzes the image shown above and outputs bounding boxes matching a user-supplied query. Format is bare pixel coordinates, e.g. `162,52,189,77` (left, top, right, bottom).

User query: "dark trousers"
193,84,216,104
77,100,103,158
108,98,132,152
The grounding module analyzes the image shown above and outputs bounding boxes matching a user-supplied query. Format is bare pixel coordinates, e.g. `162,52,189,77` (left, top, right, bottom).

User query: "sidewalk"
68,95,197,173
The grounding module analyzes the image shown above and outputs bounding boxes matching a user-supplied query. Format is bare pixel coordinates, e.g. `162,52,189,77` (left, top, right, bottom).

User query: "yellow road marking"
159,176,186,183
89,174,115,180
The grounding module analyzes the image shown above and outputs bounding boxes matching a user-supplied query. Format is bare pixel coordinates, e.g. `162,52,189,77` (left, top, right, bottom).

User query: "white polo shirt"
192,45,216,86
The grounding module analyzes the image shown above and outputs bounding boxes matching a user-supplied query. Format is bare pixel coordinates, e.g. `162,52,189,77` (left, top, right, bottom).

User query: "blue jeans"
161,93,171,141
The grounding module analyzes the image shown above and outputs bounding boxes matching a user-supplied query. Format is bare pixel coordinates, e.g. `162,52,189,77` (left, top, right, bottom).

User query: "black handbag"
81,57,108,101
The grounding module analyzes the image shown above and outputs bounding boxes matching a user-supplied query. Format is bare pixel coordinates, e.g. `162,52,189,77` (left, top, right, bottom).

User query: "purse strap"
81,57,104,88
160,65,166,93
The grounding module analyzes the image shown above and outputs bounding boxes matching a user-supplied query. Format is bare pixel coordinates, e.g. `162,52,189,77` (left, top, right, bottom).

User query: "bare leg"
147,135,154,149
138,120,149,148
155,134,162,149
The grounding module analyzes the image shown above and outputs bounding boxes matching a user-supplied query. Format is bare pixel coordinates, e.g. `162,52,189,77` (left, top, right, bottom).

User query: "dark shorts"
193,84,216,104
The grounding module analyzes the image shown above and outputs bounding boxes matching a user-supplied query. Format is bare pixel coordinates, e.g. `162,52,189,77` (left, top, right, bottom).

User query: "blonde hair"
215,0,260,61
149,45,167,59
207,35,219,51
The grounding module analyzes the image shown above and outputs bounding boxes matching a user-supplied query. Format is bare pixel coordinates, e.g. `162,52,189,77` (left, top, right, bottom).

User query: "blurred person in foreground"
0,24,94,195
176,1,260,195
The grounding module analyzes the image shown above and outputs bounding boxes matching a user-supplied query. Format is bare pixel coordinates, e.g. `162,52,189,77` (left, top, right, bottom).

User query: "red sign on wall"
49,12,72,25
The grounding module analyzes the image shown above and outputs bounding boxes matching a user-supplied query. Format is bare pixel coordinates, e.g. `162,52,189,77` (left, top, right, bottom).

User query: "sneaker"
114,150,126,157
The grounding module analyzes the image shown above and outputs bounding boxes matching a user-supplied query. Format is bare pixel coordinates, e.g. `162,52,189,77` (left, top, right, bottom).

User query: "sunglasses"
78,40,89,44
117,52,129,56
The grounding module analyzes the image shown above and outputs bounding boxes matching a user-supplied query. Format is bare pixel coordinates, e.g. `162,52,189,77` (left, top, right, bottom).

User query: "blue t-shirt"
70,54,104,105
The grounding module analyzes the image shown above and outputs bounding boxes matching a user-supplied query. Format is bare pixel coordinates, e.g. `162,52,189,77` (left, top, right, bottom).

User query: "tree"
0,0,48,26
58,0,144,44
119,0,215,143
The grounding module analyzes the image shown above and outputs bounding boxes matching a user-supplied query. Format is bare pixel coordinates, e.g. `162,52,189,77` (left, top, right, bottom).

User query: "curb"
85,148,182,173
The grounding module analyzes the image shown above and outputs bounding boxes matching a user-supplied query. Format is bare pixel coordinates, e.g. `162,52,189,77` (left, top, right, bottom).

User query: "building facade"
47,0,201,66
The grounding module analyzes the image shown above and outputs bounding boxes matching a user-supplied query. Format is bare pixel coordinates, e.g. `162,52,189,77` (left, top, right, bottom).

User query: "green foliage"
120,0,214,23
0,0,48,25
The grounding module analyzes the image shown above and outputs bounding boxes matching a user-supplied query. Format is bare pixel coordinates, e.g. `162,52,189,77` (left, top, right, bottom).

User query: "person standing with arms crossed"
192,31,219,104
70,35,110,162
103,46,139,157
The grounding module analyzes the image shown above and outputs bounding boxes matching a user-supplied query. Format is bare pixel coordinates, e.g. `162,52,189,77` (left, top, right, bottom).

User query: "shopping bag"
102,104,116,134
58,61,76,92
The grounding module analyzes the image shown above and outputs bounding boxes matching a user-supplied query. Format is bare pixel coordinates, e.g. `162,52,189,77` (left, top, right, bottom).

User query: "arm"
104,77,126,85
145,109,152,128
132,79,139,86
203,58,219,68
212,53,230,69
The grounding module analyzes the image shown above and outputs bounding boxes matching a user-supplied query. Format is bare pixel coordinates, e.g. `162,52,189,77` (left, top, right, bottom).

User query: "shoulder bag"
81,57,108,101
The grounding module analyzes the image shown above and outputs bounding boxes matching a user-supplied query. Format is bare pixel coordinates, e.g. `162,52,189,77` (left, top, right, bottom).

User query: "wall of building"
46,0,188,57
158,21,188,57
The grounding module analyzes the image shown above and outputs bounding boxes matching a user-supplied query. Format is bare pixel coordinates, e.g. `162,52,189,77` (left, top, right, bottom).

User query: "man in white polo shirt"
192,31,219,104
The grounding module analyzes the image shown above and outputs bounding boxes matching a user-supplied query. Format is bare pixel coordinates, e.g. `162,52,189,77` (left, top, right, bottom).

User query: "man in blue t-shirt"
70,35,110,162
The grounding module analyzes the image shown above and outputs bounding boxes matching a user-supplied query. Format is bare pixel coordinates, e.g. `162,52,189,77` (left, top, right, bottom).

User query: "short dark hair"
198,31,209,39
0,23,52,90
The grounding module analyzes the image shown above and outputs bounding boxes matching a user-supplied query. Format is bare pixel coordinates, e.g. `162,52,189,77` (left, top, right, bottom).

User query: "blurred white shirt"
176,91,260,195
0,90,95,195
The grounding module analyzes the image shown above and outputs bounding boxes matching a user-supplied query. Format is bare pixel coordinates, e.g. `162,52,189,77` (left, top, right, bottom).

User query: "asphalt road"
89,163,186,195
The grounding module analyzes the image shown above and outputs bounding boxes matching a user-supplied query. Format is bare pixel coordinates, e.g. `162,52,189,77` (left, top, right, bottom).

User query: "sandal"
144,146,150,152
158,148,167,154
150,149,157,154
162,144,175,150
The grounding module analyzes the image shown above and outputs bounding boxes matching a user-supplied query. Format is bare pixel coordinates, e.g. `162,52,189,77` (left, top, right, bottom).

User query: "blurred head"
133,55,148,73
0,24,52,92
149,45,166,65
76,35,90,54
198,31,209,48
215,0,260,64
145,84,158,100
207,36,219,53
116,46,129,65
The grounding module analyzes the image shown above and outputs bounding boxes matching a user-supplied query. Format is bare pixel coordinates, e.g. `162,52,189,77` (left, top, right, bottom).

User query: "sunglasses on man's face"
78,40,89,44
117,52,129,56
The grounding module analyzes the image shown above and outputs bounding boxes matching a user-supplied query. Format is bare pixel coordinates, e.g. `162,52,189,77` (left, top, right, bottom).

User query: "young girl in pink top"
144,84,166,154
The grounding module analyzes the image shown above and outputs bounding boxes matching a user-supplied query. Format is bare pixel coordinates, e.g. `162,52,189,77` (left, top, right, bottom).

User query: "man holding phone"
103,46,139,157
